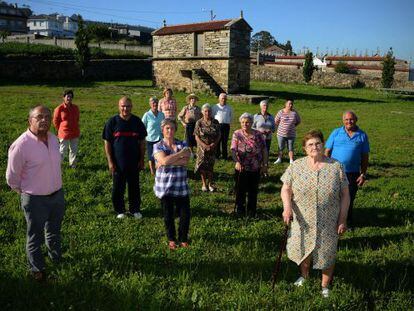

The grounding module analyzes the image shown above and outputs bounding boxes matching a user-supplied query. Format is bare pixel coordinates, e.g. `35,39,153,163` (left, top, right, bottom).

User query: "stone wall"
153,59,228,92
229,27,250,58
152,33,193,58
0,59,152,81
251,65,414,89
153,30,230,58
203,30,230,57
228,58,250,93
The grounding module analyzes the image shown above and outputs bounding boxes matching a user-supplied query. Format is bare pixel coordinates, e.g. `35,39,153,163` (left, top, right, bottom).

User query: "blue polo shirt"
325,126,370,173
142,110,165,142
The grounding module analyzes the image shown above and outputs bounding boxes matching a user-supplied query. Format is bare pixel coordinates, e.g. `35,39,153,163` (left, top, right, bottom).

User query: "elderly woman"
253,100,276,160
280,129,350,298
231,113,268,217
274,99,301,164
178,93,202,154
194,103,221,192
153,119,191,250
142,97,165,175
158,88,177,120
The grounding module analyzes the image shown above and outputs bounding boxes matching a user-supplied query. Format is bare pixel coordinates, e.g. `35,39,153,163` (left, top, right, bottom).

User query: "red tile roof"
275,55,306,59
153,19,233,36
325,56,384,61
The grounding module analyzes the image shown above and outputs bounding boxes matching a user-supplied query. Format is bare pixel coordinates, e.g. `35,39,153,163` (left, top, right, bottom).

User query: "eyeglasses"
31,114,51,121
306,142,323,148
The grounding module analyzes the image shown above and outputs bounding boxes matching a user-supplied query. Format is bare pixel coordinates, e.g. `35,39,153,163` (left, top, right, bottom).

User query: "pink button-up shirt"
6,130,62,195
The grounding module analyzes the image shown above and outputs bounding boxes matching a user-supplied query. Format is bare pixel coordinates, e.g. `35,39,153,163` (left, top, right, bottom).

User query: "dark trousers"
216,123,230,159
346,172,360,225
112,169,140,214
265,139,272,155
161,196,191,242
235,170,260,217
21,189,65,272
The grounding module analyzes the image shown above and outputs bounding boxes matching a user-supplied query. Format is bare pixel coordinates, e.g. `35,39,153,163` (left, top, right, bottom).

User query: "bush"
335,61,352,74
382,48,396,88
302,51,314,82
0,42,74,59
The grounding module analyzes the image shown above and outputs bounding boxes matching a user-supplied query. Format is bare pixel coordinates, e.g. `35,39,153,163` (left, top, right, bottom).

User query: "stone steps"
192,69,225,96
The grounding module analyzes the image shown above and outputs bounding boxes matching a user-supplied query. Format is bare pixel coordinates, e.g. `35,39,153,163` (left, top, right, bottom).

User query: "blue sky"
17,0,414,62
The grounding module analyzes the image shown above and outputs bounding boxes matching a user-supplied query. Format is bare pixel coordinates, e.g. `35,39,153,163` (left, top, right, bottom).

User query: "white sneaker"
133,212,143,219
294,276,306,287
321,287,330,298
290,159,294,164
274,158,282,164
116,213,126,219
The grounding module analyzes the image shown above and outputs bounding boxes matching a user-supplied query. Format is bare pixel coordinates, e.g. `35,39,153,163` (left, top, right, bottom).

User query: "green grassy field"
0,80,413,310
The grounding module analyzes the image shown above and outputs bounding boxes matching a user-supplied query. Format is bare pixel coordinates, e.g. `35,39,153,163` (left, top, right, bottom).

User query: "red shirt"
53,102,80,139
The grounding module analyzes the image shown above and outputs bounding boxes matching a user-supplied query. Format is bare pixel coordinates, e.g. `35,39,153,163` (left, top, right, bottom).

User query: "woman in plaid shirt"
153,118,191,250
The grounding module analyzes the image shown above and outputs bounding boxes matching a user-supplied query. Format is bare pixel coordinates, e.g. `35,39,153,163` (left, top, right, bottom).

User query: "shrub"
0,42,74,59
75,15,91,77
302,51,315,83
335,61,352,74
382,48,396,88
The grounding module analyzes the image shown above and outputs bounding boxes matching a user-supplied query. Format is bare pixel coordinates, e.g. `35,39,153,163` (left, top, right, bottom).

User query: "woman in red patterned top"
158,88,178,119
231,113,268,217
274,99,301,165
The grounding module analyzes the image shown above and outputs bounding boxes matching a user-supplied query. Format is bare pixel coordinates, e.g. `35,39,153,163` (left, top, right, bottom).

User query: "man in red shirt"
53,90,80,168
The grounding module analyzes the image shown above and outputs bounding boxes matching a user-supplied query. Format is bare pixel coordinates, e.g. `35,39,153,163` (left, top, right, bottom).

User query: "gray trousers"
21,189,65,272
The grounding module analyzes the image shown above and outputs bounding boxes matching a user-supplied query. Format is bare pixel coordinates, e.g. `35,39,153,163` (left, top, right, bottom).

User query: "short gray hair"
149,96,158,104
201,103,211,110
259,100,268,107
161,118,177,131
239,112,253,123
343,110,358,121
29,105,51,118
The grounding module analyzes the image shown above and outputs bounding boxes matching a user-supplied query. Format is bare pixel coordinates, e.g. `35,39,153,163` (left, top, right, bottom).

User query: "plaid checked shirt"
153,139,189,199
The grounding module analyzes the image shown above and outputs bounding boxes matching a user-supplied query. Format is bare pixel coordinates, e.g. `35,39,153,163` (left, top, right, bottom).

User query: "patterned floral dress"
194,118,221,173
281,157,348,269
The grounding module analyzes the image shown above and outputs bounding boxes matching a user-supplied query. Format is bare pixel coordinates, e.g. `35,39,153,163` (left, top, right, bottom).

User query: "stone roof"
152,18,252,36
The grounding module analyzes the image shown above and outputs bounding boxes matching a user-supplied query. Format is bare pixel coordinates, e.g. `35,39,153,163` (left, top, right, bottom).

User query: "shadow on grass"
249,89,383,103
352,207,412,228
0,79,98,88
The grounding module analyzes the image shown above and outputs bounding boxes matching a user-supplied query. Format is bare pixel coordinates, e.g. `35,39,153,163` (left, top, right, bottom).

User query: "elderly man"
325,111,370,228
212,93,233,160
6,105,65,282
103,96,147,219
53,89,80,168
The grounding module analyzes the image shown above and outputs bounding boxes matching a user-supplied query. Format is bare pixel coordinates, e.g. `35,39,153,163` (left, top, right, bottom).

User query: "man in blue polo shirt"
325,111,370,228
103,96,147,219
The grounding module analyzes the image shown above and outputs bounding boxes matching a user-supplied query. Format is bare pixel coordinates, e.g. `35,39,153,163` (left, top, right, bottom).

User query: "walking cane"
271,224,289,290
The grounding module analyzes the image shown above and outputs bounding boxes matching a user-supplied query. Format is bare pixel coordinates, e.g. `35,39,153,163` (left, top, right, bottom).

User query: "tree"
75,15,91,78
0,30,11,42
284,40,293,56
303,51,315,83
87,23,111,43
251,31,276,52
382,48,396,88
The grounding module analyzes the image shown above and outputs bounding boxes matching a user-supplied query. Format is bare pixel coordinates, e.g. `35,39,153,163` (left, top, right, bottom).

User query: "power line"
21,0,162,25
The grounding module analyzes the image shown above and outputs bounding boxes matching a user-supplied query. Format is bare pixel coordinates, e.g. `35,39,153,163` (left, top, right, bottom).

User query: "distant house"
0,2,31,34
152,16,252,94
324,56,409,74
28,14,78,38
264,45,286,56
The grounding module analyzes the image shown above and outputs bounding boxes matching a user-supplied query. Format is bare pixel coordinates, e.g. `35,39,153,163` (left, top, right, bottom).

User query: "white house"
313,56,327,70
28,14,77,38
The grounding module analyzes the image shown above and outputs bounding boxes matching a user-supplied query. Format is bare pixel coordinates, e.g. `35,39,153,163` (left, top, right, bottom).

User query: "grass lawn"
0,80,413,310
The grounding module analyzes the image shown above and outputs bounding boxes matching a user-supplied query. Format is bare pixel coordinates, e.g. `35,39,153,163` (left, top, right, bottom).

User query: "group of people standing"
6,88,370,298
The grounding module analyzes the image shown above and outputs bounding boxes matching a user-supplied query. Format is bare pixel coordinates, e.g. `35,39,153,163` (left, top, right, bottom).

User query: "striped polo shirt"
274,109,301,138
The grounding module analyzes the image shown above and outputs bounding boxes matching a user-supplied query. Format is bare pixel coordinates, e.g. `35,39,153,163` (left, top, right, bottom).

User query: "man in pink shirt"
6,105,65,282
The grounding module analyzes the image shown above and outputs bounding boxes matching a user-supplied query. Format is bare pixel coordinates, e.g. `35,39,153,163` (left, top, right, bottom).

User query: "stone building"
152,16,252,95
0,2,31,34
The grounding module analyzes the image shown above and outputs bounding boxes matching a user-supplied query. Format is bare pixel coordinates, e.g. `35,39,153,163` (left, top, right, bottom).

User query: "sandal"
180,242,189,248
168,241,177,250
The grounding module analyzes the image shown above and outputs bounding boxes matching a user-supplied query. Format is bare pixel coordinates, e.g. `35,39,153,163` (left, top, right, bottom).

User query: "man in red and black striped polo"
103,96,147,219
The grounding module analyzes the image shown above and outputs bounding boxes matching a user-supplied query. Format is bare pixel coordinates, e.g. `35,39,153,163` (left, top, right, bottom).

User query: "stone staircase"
192,69,225,96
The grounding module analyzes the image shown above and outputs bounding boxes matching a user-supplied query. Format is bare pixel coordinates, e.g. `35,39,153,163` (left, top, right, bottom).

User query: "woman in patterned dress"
178,93,202,154
280,129,350,297
231,113,268,217
194,104,221,192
